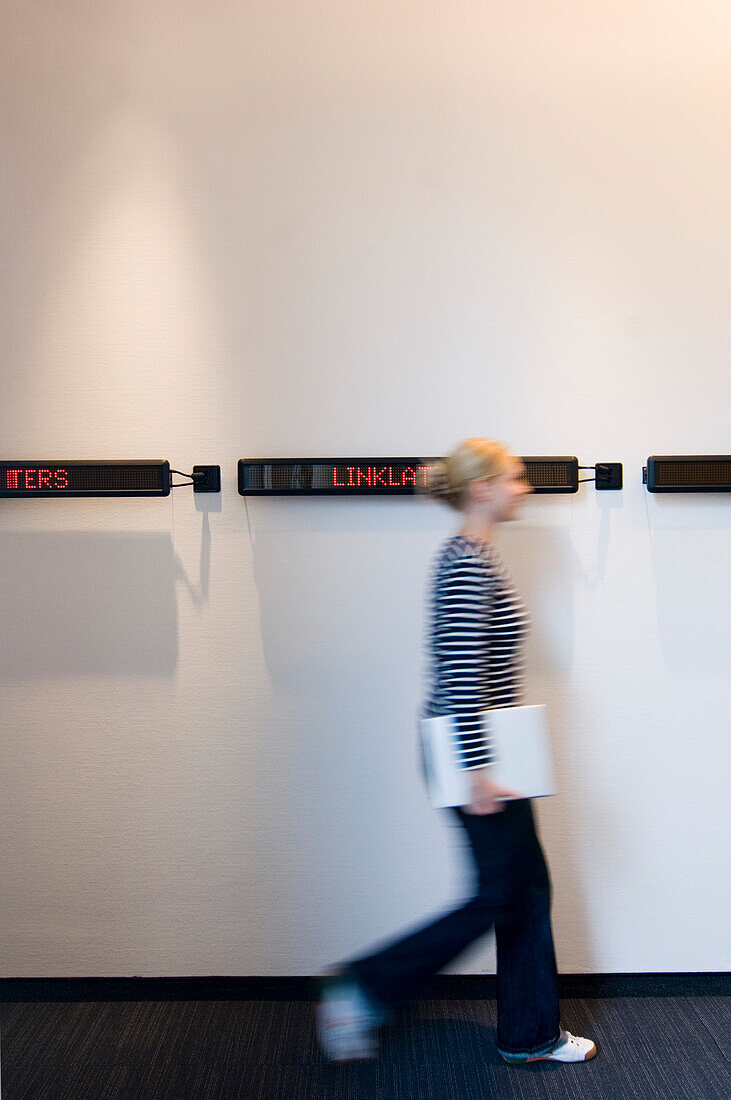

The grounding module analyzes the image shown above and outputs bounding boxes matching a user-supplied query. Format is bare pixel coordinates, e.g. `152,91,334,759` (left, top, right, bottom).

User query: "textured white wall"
1,1,729,977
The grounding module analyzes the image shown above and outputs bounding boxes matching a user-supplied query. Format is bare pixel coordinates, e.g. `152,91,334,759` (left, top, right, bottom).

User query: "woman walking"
318,438,596,1065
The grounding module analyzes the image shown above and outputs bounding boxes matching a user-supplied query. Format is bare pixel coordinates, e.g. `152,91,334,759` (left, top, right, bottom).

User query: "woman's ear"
469,477,494,504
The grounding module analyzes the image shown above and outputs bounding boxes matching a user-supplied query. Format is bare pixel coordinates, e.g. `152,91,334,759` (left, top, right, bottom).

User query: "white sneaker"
316,976,384,1062
500,1028,597,1064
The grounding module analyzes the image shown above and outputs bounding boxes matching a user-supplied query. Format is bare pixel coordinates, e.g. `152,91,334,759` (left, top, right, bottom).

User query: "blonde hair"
424,438,511,511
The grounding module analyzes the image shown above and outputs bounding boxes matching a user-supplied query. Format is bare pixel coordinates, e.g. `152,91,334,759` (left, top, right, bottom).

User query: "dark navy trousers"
349,798,561,1055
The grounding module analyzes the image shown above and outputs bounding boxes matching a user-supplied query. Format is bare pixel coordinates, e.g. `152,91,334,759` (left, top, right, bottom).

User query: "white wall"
1,1,729,977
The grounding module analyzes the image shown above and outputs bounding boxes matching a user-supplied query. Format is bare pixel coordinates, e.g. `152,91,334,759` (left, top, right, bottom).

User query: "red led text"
5,468,70,491
332,465,432,489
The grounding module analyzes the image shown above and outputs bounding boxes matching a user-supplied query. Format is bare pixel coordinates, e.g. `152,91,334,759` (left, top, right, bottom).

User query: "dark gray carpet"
1,995,729,1099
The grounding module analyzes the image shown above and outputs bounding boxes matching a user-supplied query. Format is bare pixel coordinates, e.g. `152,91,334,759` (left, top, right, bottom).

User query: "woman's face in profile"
492,456,532,522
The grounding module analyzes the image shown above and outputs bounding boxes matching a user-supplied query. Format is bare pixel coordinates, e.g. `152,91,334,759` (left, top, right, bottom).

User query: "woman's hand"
464,769,521,815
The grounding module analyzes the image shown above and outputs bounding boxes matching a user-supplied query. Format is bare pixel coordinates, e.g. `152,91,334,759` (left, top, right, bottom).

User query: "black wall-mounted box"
644,456,731,492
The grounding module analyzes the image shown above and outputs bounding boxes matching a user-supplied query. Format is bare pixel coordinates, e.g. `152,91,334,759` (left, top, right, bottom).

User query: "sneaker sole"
502,1041,597,1064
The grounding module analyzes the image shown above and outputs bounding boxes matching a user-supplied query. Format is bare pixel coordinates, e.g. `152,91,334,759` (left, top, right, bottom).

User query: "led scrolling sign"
238,458,581,495
0,461,171,497
239,459,437,496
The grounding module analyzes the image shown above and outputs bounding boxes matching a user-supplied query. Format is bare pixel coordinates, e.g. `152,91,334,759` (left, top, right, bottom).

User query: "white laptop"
420,705,556,809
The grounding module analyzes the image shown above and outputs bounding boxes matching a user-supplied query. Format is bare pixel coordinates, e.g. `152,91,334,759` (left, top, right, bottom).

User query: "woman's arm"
438,553,494,768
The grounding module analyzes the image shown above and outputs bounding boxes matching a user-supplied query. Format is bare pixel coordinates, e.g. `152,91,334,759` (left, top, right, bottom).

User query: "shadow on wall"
502,515,597,972
647,496,731,676
0,533,178,678
243,498,456,955
245,497,442,815
501,517,576,677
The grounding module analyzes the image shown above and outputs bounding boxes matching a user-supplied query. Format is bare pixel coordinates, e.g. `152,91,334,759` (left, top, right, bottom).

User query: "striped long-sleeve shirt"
424,534,530,769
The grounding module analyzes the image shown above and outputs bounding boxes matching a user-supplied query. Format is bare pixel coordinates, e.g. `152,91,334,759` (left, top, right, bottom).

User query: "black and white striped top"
424,534,530,769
